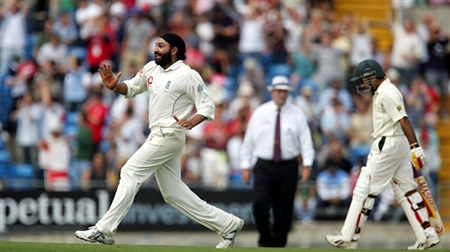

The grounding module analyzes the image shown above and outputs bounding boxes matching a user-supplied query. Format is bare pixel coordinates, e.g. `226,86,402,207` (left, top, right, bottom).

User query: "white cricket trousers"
366,135,417,195
96,127,238,236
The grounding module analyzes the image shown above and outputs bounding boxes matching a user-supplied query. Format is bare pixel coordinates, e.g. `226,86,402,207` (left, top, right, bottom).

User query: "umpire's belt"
257,157,297,164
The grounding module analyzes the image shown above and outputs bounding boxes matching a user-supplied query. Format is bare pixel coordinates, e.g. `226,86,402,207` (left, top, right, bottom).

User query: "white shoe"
424,227,440,249
325,233,358,249
407,228,440,250
75,226,115,245
408,240,426,250
216,218,244,249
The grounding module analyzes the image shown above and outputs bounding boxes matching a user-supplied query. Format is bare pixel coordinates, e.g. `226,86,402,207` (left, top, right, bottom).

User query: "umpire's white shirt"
371,78,407,139
123,60,215,130
240,100,315,168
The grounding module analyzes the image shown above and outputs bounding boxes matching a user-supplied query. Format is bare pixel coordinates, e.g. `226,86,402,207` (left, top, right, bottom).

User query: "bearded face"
155,48,172,67
154,38,174,68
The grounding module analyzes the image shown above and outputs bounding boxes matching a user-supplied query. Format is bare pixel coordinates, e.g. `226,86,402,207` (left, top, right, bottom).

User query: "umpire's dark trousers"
252,157,299,247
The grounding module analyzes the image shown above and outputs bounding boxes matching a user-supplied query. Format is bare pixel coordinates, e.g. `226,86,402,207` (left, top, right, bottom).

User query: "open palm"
98,64,122,90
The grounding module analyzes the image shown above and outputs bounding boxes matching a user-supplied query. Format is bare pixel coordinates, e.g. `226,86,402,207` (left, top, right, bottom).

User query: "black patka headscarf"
160,33,186,60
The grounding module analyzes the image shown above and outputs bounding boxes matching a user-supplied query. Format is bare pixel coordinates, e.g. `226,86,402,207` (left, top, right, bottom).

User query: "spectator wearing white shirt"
240,75,314,247
38,116,70,191
390,18,425,87
350,21,373,71
36,33,68,68
11,93,40,173
0,0,28,75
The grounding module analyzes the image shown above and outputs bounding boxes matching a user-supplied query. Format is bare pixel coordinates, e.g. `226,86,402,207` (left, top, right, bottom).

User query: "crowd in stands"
0,0,449,222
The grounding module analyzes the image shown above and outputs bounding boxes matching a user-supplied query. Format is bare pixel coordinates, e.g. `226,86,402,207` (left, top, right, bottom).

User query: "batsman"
325,59,441,250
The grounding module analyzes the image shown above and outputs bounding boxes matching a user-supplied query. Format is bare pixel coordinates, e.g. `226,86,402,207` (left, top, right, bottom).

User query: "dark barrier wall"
0,188,255,233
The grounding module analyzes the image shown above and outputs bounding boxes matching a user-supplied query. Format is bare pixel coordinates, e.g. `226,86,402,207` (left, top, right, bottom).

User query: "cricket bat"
413,167,445,236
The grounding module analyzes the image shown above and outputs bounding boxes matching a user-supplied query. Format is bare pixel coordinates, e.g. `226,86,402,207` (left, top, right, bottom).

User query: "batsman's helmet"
350,59,385,95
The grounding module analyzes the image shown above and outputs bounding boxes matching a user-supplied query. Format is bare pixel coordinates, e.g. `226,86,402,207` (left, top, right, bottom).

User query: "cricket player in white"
325,59,440,250
75,33,244,249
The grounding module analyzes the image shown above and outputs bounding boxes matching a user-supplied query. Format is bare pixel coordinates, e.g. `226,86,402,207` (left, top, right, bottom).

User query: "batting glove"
410,146,427,170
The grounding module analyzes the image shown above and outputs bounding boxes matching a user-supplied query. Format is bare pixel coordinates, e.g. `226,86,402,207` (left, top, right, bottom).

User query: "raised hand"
98,64,122,91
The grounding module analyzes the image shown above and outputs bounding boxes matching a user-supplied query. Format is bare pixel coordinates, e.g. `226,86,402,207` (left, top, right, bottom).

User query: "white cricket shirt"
240,100,315,168
123,60,215,130
371,78,407,139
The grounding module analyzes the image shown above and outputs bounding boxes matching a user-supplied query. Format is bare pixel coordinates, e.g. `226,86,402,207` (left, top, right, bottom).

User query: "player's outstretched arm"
98,64,127,95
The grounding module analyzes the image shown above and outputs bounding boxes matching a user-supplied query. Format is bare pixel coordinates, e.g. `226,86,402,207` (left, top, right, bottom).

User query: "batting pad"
341,167,374,242
393,183,427,243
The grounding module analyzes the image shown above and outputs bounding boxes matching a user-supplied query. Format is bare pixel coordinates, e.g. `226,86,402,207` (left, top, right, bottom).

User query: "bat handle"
412,164,420,178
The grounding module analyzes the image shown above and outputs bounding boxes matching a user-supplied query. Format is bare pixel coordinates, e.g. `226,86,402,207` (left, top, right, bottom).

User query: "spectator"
283,5,306,55
228,80,260,121
210,3,239,74
390,18,425,87
350,21,373,73
316,158,351,221
265,11,288,65
75,0,104,41
85,15,115,74
349,95,373,148
33,19,54,58
80,151,116,191
63,54,90,112
36,89,65,140
236,58,265,100
320,95,351,144
52,11,78,49
120,7,155,72
38,116,70,191
424,22,449,119
10,93,40,173
317,134,352,174
405,77,439,129
195,13,214,58
317,78,353,114
115,106,146,169
312,32,345,92
291,42,317,99
4,56,28,111
85,92,108,152
294,173,317,223
36,33,68,69
0,0,28,75
71,111,94,190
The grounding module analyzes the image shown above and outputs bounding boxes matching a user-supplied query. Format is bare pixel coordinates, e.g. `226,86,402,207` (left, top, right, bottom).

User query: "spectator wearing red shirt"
86,16,114,73
86,92,108,151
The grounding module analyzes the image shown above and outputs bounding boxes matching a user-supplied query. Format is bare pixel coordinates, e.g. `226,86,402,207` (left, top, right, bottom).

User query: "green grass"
0,242,449,252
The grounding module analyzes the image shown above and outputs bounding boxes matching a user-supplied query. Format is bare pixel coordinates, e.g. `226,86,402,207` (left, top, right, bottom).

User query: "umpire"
240,75,315,247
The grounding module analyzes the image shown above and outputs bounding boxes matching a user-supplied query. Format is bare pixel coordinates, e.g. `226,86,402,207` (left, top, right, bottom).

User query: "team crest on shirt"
197,83,204,92
397,105,403,111
147,76,153,85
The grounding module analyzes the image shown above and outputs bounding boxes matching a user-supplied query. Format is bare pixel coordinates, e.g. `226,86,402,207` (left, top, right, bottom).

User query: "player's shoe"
325,232,358,249
407,228,440,250
216,218,244,249
408,240,426,250
424,227,440,249
75,226,115,245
